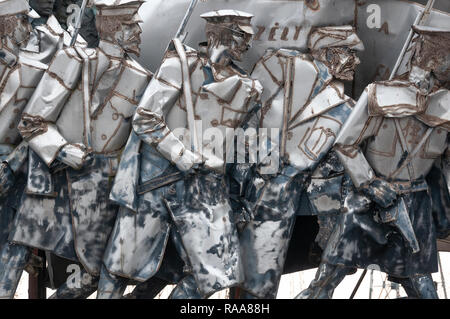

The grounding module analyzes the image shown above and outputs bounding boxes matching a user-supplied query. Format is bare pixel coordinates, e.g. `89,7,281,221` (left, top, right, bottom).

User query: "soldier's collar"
45,15,65,36
31,16,47,28
98,40,125,59
312,59,333,79
408,66,434,93
311,59,334,95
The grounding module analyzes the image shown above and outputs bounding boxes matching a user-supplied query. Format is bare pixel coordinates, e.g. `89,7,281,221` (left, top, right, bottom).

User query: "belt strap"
137,171,184,195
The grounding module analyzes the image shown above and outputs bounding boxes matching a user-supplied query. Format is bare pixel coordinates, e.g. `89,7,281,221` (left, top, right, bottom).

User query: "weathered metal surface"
104,175,184,282
0,2,58,300
314,26,450,298
0,244,30,299
0,0,447,300
1,1,152,299
235,26,362,298
295,262,354,299
165,171,243,297
103,10,262,298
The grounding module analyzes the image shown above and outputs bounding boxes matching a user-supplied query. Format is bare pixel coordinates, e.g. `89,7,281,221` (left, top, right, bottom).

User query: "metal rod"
438,252,448,299
350,269,367,299
175,0,199,39
70,0,88,47
369,269,374,299
280,57,293,158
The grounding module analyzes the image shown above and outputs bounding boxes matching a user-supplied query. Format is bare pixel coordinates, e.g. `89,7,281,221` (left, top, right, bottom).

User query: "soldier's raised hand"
360,178,397,208
174,149,203,172
56,143,91,170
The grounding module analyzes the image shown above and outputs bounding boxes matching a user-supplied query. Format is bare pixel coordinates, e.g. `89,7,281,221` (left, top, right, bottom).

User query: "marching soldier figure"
231,26,364,299
0,0,49,299
99,10,262,299
299,26,449,299
0,0,151,299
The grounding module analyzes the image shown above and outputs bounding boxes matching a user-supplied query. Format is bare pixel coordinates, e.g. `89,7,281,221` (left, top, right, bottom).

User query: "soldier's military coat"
0,47,47,251
325,76,450,278
233,49,355,298
105,41,262,297
10,40,151,276
0,12,88,245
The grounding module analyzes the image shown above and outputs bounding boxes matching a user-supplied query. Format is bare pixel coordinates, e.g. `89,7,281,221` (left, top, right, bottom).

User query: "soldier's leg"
390,274,438,299
168,275,202,299
96,264,129,299
388,275,420,298
295,263,355,299
167,233,202,300
409,274,438,299
0,243,31,299
49,267,98,299
239,172,301,299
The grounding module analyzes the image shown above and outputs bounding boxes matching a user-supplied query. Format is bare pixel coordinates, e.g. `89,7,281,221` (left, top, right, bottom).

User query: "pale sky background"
15,252,449,299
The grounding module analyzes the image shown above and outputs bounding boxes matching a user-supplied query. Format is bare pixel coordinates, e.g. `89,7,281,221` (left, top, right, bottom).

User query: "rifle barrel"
70,0,89,47
175,0,199,40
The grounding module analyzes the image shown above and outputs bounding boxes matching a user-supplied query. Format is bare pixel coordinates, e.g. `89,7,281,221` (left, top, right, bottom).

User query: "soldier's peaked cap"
412,25,450,37
201,10,254,35
0,0,34,17
308,25,364,51
94,0,145,19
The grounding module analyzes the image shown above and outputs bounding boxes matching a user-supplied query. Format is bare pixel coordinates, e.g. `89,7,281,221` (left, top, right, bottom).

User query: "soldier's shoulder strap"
416,88,450,131
41,15,65,36
156,40,200,90
289,80,349,128
124,56,153,79
18,56,47,88
367,80,425,117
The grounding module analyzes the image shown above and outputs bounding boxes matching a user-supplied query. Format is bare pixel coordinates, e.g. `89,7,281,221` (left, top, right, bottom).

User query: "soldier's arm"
334,88,396,208
18,48,84,168
228,102,262,197
334,92,377,188
132,54,198,172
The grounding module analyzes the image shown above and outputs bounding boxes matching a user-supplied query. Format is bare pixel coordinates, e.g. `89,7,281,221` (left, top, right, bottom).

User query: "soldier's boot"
392,274,438,299
169,275,202,299
49,268,98,299
295,263,353,299
0,244,30,299
96,265,128,299
408,274,438,299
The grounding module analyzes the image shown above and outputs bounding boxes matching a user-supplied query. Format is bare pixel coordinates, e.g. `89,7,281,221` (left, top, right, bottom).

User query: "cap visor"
27,9,41,19
238,25,254,35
